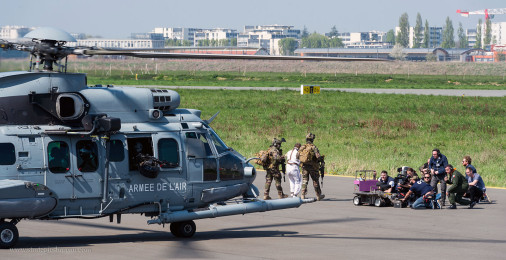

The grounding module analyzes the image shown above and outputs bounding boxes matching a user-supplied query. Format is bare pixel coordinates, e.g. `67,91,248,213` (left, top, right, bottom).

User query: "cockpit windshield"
208,129,229,154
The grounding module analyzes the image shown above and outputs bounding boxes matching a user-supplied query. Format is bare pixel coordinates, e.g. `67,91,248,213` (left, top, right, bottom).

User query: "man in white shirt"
285,143,302,197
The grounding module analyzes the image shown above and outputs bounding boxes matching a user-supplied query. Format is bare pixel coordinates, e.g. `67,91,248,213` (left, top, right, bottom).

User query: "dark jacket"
429,154,448,175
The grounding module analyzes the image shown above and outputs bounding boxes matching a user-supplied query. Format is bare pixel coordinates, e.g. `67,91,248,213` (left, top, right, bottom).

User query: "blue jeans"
412,196,430,209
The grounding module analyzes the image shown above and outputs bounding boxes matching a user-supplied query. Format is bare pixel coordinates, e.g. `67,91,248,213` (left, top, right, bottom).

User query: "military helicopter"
0,27,386,248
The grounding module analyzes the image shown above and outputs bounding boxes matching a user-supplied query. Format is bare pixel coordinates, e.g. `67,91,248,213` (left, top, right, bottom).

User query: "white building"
238,25,301,55
490,22,506,46
466,29,477,48
337,31,388,48
152,27,200,44
396,26,442,48
0,25,33,40
194,29,238,46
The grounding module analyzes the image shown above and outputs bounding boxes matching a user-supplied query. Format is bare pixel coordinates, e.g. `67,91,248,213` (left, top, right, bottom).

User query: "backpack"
299,145,315,163
254,150,270,166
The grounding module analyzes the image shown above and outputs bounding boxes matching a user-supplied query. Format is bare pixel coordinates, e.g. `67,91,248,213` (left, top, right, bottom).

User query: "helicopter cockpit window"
128,138,153,171
0,143,16,165
209,130,229,154
158,138,179,168
109,140,125,162
185,132,213,156
76,140,98,172
48,141,70,173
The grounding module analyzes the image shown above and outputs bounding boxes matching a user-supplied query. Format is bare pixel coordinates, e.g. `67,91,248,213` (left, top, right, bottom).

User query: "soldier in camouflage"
300,133,325,201
263,138,288,200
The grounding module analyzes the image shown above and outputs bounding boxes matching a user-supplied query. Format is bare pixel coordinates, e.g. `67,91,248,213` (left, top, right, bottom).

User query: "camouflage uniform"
263,140,287,199
300,133,325,201
445,169,471,207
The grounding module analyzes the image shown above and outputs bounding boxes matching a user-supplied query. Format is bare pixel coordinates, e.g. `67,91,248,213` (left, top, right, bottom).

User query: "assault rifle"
319,155,325,187
279,148,286,182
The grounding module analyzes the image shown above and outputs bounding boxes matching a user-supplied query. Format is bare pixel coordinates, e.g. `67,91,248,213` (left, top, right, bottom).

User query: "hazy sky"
2,0,505,38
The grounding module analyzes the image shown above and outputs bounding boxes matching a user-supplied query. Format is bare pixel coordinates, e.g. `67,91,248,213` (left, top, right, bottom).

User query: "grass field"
1,58,506,90
1,58,505,186
174,89,505,187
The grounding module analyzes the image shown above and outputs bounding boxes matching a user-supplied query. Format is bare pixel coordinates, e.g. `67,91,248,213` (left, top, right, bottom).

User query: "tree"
423,20,429,48
328,26,339,38
396,12,410,47
300,32,343,48
301,26,309,38
474,19,482,49
441,16,455,49
484,18,492,46
426,52,437,62
413,13,423,48
389,44,406,60
457,22,468,49
278,38,298,55
497,51,506,62
386,29,395,45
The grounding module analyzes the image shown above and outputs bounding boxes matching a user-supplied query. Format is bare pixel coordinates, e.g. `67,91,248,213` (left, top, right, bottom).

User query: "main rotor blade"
77,49,388,62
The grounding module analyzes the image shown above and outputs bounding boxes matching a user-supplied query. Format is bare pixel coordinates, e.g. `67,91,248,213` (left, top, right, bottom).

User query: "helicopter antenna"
204,111,220,125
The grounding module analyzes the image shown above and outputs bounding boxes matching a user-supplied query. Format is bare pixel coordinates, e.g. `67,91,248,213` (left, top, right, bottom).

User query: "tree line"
279,25,344,55
392,12,493,49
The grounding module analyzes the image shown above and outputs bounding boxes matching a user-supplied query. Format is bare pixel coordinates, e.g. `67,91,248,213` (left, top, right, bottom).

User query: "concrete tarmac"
3,172,505,259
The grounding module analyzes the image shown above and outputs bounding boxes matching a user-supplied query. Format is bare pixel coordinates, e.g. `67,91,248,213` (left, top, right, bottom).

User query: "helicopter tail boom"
147,197,315,225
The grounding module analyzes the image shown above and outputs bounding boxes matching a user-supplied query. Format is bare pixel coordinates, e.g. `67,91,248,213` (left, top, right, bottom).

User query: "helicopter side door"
185,132,217,183
44,136,102,199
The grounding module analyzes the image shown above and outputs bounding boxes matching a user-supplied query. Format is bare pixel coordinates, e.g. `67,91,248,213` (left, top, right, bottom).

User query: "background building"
152,27,200,44
336,31,388,48
237,25,301,55
466,29,477,48
396,26,442,48
0,25,33,39
194,28,238,46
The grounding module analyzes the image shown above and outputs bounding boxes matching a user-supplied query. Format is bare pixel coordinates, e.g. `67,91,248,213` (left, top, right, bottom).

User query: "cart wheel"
353,196,362,206
374,197,384,207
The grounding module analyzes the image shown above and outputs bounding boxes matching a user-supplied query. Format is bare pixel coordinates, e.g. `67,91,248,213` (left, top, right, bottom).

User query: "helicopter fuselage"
0,71,257,219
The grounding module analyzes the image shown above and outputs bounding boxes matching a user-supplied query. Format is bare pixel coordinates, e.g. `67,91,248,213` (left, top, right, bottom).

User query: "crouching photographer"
401,176,435,209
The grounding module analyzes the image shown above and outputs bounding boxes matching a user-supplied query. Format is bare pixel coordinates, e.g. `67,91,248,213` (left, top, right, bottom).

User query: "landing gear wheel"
353,196,362,206
374,197,385,207
170,222,181,237
170,220,196,238
0,222,19,249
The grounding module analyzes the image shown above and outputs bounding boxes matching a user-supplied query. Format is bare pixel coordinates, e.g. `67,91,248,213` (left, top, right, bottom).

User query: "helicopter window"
219,153,244,180
48,141,70,173
109,140,125,162
76,140,98,172
128,138,153,171
209,130,229,154
185,132,213,156
0,143,16,165
203,159,218,181
158,138,179,168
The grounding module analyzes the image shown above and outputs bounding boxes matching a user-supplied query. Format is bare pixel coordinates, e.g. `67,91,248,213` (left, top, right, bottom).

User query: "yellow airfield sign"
300,85,320,95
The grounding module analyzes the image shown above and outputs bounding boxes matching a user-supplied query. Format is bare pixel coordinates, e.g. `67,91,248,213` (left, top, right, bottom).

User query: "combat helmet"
272,137,286,146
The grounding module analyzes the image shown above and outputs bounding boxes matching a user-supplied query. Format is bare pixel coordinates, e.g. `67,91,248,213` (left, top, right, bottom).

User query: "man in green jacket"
444,164,471,209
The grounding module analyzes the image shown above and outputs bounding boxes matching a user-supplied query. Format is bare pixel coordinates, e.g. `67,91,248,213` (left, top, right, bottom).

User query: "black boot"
447,204,457,209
